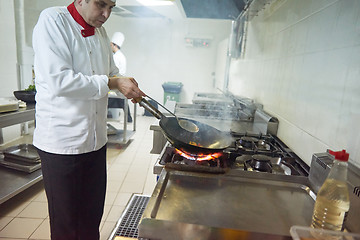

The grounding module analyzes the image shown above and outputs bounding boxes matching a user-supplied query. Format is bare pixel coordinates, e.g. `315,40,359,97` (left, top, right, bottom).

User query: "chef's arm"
108,76,146,99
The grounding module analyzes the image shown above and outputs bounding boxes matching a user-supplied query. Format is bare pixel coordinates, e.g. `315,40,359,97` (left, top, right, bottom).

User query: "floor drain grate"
111,194,150,239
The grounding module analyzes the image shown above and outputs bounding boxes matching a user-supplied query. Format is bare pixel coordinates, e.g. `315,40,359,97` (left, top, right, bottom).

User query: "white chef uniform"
111,31,126,75
113,50,126,76
32,5,119,154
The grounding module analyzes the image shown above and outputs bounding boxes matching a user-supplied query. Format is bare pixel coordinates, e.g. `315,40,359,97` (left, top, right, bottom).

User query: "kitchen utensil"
3,144,41,163
13,91,36,103
139,95,199,133
136,96,233,154
0,98,19,113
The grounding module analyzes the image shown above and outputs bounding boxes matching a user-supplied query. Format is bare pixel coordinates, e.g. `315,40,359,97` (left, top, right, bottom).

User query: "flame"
175,148,222,161
188,141,202,147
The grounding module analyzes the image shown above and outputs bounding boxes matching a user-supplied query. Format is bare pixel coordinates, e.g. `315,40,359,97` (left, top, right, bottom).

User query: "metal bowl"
13,91,36,103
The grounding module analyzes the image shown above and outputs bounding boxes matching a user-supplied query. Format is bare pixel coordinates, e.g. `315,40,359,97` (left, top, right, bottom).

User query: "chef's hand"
108,76,145,102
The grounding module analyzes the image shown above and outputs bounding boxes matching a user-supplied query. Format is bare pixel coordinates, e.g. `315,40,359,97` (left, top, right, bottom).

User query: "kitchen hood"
181,0,246,19
112,0,248,20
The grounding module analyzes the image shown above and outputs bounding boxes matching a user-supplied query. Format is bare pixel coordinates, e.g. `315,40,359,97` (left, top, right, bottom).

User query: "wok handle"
134,97,164,119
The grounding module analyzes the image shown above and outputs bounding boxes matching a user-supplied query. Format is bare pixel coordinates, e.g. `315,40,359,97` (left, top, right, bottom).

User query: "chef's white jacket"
113,50,126,76
32,6,118,154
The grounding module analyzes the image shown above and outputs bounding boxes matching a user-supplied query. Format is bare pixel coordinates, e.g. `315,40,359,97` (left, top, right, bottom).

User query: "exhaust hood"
112,0,247,20
180,0,246,19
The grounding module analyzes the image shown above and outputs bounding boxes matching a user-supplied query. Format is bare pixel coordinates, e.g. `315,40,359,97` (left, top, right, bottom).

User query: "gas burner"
181,158,217,167
157,134,309,176
175,148,223,161
171,148,223,168
234,154,292,175
236,136,274,155
257,140,271,151
248,154,273,173
238,136,259,148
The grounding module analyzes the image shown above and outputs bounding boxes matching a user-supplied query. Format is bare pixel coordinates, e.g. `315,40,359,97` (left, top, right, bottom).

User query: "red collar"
67,2,95,37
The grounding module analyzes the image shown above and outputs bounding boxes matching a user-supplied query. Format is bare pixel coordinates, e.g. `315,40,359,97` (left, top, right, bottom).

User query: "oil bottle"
310,149,350,231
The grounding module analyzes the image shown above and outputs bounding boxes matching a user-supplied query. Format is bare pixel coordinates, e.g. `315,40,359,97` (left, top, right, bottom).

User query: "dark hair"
112,43,120,49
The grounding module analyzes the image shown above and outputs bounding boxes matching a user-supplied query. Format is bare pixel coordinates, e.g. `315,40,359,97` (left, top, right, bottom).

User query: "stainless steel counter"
0,164,42,204
0,104,41,205
0,104,35,129
149,122,167,154
0,104,35,144
139,169,315,239
107,98,137,145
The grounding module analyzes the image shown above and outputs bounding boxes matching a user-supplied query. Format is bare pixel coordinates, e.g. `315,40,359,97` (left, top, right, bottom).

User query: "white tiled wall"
104,17,232,104
0,0,18,97
0,1,23,145
229,0,360,167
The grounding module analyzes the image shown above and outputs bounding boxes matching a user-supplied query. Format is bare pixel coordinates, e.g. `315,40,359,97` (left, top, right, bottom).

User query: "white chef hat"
111,32,125,47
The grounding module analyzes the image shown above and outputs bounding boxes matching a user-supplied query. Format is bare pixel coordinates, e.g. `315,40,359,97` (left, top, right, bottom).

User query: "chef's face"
77,0,115,28
110,42,117,53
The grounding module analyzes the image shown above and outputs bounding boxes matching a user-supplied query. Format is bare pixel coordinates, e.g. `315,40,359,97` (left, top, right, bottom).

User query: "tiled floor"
0,114,159,240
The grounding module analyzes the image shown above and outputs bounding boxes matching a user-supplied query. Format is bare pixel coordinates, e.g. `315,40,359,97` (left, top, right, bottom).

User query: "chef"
111,31,126,75
108,31,133,122
32,0,145,239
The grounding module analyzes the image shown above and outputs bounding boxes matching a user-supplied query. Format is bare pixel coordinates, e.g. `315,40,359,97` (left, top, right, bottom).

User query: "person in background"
111,31,126,75
108,31,133,122
32,0,145,239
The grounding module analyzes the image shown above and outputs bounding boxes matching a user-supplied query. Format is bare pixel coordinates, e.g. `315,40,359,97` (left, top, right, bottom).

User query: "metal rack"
0,104,42,205
0,104,35,144
107,98,137,145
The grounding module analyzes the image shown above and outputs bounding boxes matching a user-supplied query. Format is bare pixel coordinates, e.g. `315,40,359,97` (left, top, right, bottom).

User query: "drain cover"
110,194,150,239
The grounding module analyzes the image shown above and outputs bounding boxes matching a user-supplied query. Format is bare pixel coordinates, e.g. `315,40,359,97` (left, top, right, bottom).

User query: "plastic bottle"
310,149,350,231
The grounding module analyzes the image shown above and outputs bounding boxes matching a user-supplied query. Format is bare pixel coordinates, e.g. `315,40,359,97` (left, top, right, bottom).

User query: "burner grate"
110,194,150,239
157,134,309,176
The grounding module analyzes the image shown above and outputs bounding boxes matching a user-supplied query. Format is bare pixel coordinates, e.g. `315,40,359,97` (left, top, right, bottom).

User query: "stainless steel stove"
140,93,360,239
140,132,315,239
141,157,314,240
153,133,309,177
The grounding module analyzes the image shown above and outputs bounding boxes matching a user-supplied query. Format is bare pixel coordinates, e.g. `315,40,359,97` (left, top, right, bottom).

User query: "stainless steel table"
107,97,137,145
139,168,316,239
0,104,35,143
0,104,42,205
0,104,35,128
0,165,42,204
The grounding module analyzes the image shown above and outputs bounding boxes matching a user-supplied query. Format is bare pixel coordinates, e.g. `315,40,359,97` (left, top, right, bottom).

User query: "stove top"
155,133,309,176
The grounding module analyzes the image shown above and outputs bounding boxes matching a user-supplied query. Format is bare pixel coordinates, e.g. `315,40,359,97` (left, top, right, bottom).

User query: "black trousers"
37,145,107,240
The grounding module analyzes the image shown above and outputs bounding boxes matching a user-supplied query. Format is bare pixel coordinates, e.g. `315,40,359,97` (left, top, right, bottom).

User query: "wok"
136,97,233,154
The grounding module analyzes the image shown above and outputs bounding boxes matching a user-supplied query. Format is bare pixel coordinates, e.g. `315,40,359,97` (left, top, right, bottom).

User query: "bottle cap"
328,149,349,162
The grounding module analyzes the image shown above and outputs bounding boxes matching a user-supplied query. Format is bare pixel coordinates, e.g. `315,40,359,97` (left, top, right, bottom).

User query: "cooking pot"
136,97,233,154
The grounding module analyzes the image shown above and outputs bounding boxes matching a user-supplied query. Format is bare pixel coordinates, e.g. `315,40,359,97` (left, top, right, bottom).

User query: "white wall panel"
0,0,21,144
229,0,360,167
105,17,232,104
0,0,18,97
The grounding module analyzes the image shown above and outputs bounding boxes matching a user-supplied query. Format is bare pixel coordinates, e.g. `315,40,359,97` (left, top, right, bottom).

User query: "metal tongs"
135,96,199,133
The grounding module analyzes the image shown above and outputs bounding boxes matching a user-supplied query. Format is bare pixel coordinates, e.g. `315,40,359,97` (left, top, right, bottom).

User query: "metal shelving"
0,104,42,205
107,98,137,145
